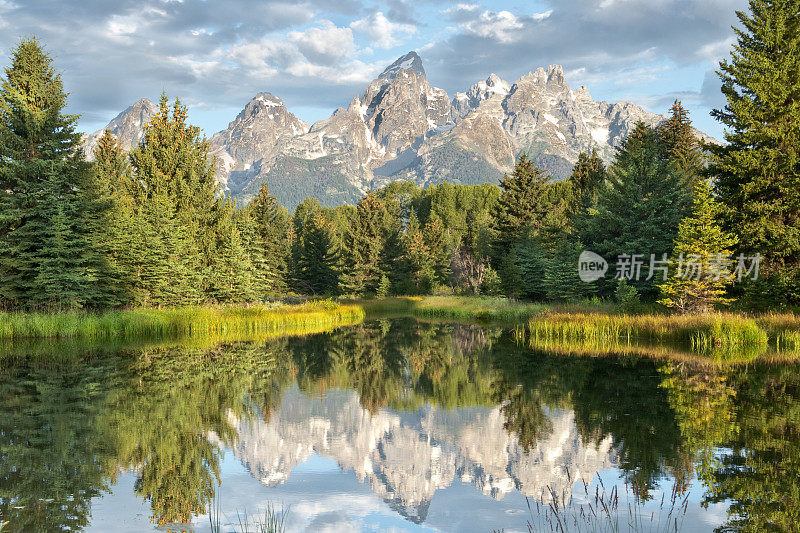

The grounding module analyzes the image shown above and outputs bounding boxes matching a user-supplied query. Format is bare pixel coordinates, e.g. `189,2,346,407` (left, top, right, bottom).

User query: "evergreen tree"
492,154,552,248
569,149,606,209
0,38,112,309
708,0,800,304
491,155,554,296
543,238,593,302
658,180,738,313
295,213,339,295
658,100,704,184
92,130,138,306
127,93,218,306
207,199,255,303
401,213,435,294
580,122,692,297
246,185,289,295
340,192,393,296
423,216,451,288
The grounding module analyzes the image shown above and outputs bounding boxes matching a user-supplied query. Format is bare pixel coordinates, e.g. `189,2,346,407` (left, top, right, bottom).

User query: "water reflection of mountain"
230,387,615,523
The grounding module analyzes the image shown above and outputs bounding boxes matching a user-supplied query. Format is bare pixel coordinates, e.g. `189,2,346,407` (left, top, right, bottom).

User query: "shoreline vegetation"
360,296,800,359
2,296,800,362
0,301,364,341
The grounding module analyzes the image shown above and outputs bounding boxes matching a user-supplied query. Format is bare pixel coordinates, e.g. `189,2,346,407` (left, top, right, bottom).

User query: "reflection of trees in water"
1,325,800,530
698,363,800,531
0,360,120,532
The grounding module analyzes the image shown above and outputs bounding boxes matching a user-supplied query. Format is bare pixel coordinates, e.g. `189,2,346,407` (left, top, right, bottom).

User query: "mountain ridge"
83,51,711,210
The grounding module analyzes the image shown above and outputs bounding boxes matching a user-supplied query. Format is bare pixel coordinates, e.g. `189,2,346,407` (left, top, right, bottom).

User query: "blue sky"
0,0,748,140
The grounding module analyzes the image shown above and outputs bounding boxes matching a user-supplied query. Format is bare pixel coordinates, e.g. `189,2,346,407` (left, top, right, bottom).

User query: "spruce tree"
0,38,112,309
423,216,451,288
128,94,218,306
340,192,392,296
491,155,553,296
492,154,552,248
569,149,606,209
401,213,435,294
246,185,289,295
658,100,704,186
580,122,692,297
708,0,800,304
658,180,738,313
208,202,255,303
295,213,339,295
92,130,138,306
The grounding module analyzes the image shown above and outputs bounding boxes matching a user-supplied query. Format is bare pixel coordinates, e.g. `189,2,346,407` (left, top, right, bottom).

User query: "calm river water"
1,318,798,532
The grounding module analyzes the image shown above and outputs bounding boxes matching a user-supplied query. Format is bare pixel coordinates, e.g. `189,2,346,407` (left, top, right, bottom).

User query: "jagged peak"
547,64,565,85
379,51,426,80
248,92,286,109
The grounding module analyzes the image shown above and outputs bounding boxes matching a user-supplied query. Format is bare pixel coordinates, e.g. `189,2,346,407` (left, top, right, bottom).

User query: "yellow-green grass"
0,301,365,341
526,312,768,356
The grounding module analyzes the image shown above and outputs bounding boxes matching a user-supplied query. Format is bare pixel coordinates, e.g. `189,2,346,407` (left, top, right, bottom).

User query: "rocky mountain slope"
83,98,157,159
226,387,616,523
84,52,702,210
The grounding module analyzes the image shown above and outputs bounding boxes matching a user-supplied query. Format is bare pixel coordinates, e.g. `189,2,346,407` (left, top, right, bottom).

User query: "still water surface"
1,318,798,531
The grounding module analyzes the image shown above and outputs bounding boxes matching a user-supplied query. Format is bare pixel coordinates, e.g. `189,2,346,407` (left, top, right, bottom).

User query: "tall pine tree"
340,192,394,296
127,94,219,306
658,100,704,185
580,122,692,296
708,0,800,304
0,38,112,309
245,185,290,295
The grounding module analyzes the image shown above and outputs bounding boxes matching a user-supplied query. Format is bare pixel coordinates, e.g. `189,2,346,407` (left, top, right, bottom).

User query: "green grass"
525,312,769,358
0,301,365,341
357,296,553,323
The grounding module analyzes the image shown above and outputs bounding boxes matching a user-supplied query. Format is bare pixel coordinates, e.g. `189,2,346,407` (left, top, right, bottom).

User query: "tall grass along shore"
0,301,365,340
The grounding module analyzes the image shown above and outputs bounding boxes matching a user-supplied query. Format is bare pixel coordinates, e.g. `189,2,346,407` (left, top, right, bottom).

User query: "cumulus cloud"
288,21,355,65
350,11,417,49
423,0,747,98
462,10,525,43
0,0,748,139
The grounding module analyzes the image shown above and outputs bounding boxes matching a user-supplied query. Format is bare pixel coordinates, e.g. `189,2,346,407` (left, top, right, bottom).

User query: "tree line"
0,0,797,311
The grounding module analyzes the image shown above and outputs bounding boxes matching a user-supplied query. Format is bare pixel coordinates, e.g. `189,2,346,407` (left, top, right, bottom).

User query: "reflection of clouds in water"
304,510,359,531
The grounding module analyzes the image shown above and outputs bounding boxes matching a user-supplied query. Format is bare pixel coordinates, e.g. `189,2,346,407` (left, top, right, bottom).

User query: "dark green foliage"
0,38,113,309
290,199,339,295
658,100,704,183
244,185,290,296
579,122,691,297
124,94,222,306
492,154,553,247
340,192,396,296
543,238,593,302
569,149,606,210
708,0,800,305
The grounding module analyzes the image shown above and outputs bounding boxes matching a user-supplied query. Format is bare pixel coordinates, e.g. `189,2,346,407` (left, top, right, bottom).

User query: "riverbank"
0,301,365,340
357,296,593,322
358,296,800,358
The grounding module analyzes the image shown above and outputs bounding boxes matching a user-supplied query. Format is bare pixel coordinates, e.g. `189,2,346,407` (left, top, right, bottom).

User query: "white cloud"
288,21,354,65
350,11,416,49
463,10,524,43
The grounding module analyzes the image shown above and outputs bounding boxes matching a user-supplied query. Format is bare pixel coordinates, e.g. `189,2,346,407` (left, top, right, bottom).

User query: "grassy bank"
0,301,365,340
358,296,559,323
523,312,777,360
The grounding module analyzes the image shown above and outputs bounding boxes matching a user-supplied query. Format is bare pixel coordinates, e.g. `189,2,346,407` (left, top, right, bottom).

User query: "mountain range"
84,52,709,210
